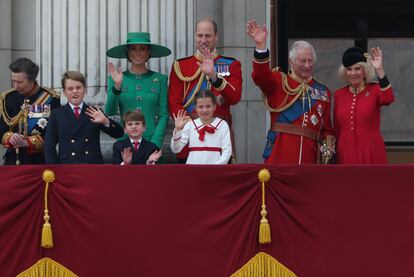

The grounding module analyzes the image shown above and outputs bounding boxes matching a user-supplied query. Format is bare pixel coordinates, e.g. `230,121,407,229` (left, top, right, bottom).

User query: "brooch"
310,114,318,126
37,118,48,129
317,104,323,117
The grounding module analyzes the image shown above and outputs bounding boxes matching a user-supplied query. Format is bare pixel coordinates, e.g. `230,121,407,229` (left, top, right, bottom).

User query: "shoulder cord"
262,72,309,113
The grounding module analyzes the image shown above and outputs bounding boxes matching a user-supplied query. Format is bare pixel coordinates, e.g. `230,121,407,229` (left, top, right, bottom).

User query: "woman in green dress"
106,32,171,148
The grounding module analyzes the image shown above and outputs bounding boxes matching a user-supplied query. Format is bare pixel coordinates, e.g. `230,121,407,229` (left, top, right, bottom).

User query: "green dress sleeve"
150,74,169,148
105,75,121,116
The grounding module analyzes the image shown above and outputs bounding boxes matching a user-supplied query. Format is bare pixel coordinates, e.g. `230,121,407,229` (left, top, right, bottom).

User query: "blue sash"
184,57,235,113
262,81,327,159
184,78,208,113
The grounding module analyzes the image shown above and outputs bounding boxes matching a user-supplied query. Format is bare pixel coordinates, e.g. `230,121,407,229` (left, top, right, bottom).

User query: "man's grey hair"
288,40,317,63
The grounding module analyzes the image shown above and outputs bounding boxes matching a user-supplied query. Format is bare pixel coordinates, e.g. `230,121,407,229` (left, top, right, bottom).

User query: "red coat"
334,83,394,164
168,50,242,159
252,51,334,164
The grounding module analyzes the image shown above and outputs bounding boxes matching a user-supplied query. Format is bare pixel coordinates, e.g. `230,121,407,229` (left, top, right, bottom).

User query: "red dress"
252,50,334,164
333,83,394,164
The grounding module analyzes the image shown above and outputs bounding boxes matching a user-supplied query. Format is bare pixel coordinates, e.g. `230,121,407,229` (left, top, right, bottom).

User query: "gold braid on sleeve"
0,89,24,128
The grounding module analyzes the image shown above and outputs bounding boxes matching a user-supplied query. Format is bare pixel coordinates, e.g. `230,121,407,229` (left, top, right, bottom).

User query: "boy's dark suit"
44,103,124,164
112,137,159,164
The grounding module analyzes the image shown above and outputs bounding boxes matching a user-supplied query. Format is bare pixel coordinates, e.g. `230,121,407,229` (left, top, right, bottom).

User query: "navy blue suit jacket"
112,137,159,165
44,103,124,164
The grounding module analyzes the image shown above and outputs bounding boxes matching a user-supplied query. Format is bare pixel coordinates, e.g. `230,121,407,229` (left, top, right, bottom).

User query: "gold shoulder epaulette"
41,87,60,98
0,88,17,114
0,88,17,100
272,67,280,72
0,89,19,127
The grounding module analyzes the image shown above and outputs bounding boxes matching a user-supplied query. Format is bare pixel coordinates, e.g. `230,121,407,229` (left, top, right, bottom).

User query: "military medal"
29,104,51,118
37,118,48,129
215,62,230,77
310,114,318,126
223,64,230,76
310,86,327,101
317,104,323,117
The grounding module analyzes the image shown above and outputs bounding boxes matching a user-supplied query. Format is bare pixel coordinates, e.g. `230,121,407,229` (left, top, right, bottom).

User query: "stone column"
34,0,194,105
0,0,12,91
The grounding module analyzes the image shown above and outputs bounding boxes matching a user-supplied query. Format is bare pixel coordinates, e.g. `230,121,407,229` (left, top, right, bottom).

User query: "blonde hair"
337,60,376,84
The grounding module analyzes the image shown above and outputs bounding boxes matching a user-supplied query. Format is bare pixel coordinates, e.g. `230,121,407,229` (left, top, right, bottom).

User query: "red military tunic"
334,83,394,164
168,49,242,159
252,50,334,164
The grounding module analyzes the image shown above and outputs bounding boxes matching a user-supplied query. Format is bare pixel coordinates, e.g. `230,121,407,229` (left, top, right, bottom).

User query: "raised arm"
247,19,268,50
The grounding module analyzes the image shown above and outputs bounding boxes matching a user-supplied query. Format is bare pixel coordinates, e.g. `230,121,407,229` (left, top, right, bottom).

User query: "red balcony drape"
1,164,414,276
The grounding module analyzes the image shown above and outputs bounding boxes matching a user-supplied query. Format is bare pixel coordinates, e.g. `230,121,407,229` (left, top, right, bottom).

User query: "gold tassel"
230,252,297,277
259,211,271,244
41,220,53,249
16,257,78,277
41,170,55,249
258,169,271,244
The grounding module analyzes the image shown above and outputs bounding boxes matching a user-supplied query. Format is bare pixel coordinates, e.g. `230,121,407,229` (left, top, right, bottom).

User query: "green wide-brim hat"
106,32,171,59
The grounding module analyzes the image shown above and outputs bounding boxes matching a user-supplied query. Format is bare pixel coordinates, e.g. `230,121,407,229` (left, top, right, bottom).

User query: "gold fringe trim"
16,258,78,277
258,169,271,244
230,252,297,277
41,170,55,249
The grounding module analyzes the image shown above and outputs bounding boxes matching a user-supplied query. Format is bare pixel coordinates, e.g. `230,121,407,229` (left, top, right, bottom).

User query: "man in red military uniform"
169,19,242,163
247,20,335,164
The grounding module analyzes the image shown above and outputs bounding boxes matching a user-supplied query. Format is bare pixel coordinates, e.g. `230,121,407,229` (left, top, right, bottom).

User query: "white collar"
129,137,142,144
69,102,84,111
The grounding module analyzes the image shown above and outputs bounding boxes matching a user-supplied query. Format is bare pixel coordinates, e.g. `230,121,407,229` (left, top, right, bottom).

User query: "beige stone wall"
4,0,411,164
